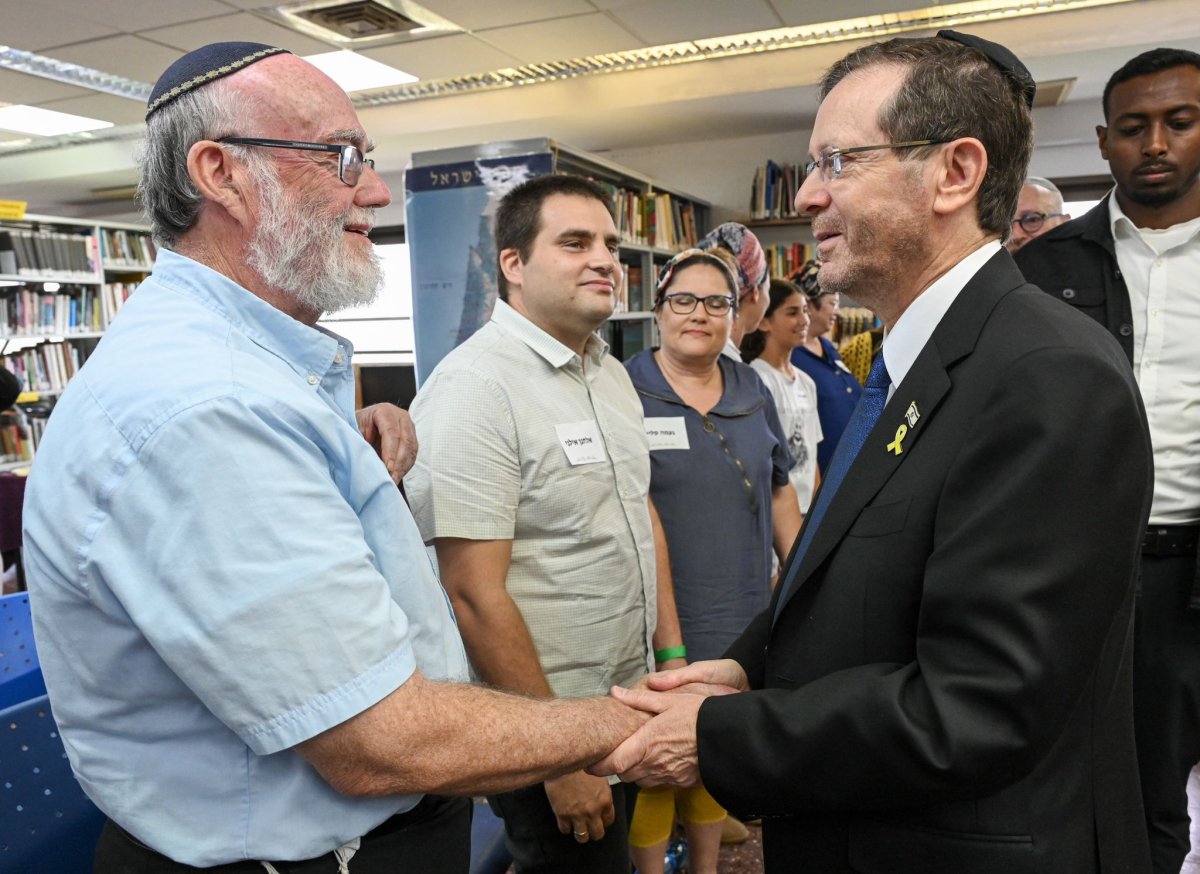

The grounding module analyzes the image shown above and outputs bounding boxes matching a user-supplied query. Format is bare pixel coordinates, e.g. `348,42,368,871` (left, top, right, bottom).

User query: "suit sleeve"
696,341,1152,815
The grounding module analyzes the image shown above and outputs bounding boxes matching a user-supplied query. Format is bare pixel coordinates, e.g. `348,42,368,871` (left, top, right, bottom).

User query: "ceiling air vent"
298,1,419,40
1033,78,1076,109
269,0,461,46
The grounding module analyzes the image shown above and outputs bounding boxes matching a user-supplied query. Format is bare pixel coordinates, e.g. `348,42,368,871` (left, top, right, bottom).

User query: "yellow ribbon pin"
887,423,908,455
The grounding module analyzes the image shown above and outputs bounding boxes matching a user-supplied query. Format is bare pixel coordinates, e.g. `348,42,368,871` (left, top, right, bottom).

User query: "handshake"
586,658,746,788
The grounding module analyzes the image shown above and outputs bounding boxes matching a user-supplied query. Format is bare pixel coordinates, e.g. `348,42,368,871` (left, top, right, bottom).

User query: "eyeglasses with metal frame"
804,139,950,182
217,137,375,186
660,292,737,316
1012,211,1065,234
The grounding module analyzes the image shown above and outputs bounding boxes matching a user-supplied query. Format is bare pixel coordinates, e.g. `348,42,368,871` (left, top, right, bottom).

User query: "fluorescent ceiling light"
0,104,112,136
303,50,418,92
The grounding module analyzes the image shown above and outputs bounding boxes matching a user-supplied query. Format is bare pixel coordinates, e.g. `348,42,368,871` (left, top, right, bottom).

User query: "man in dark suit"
1015,48,1200,874
592,32,1154,873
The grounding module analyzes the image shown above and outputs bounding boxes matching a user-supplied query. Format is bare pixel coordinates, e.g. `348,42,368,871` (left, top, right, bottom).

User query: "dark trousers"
94,795,472,873
487,781,638,874
1134,551,1200,874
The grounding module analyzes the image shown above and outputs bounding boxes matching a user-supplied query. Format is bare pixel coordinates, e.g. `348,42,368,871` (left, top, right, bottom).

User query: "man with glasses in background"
592,31,1153,873
1005,176,1070,252
1016,47,1200,874
23,43,652,873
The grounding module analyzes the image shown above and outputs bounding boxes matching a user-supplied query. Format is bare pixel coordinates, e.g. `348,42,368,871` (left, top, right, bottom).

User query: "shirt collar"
883,240,1001,391
1108,188,1200,246
151,249,349,381
490,299,609,374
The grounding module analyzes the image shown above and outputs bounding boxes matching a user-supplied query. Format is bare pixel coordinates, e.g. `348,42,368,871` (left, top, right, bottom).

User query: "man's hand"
640,658,750,696
544,770,615,843
355,403,417,483
588,687,708,787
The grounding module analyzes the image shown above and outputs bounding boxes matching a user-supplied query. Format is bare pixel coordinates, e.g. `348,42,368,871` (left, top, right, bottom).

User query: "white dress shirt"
881,241,1003,404
1110,191,1200,525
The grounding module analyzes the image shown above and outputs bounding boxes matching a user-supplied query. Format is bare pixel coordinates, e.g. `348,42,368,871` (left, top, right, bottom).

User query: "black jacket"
1013,197,1135,364
697,251,1153,873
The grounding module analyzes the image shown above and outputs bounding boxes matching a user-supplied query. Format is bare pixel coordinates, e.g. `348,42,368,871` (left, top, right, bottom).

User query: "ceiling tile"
0,1,121,53
0,69,94,106
767,0,920,26
53,0,234,33
46,35,186,85
476,13,645,63
140,11,337,55
419,0,596,32
36,93,148,127
361,34,522,81
609,0,780,43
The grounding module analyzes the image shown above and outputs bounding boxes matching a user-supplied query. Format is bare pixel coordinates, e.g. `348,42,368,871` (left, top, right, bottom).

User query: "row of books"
838,307,877,339
614,264,646,313
749,160,805,221
4,341,88,394
0,406,50,464
0,228,99,279
99,228,156,269
0,282,137,337
593,182,701,251
765,242,814,280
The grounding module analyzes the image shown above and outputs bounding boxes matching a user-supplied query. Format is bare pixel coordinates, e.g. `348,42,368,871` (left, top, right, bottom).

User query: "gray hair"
1025,176,1062,197
136,82,245,248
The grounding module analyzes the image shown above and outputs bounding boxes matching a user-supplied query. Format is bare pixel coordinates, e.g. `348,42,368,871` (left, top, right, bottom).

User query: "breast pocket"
848,498,911,538
1048,283,1106,321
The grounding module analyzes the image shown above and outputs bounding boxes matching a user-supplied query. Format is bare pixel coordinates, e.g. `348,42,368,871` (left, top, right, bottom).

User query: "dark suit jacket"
696,251,1153,874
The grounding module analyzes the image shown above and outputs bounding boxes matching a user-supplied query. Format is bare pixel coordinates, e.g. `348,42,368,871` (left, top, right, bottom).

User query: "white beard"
247,168,382,316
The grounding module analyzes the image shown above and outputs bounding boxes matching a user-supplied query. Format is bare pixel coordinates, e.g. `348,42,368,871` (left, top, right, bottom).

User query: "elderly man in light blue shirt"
22,42,645,873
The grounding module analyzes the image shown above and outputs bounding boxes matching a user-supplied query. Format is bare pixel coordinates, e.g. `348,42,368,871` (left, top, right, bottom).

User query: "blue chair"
470,799,511,874
1,593,105,873
1,593,46,710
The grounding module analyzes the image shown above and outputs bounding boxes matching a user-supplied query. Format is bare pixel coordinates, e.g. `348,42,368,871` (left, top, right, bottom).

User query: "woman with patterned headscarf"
698,222,770,359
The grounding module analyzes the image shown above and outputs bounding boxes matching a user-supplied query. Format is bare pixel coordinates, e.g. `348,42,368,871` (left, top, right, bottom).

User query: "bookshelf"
745,159,816,280
0,214,155,469
405,138,709,381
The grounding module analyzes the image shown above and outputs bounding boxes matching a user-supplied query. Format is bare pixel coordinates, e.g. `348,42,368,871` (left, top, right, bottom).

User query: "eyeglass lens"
666,293,733,315
340,146,367,185
1016,212,1048,233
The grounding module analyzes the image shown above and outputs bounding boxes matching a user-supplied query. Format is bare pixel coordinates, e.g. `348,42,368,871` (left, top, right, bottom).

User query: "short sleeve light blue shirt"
22,249,468,867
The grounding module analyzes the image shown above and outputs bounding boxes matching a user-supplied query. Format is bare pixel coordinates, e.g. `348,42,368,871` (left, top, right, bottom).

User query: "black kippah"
146,42,291,119
937,30,1036,110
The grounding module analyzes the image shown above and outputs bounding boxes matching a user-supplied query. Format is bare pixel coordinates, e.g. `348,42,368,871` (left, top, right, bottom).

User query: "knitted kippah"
698,222,768,300
146,42,291,119
937,30,1036,110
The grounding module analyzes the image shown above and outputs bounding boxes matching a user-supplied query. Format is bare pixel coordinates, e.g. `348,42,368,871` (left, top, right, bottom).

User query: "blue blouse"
791,336,863,473
625,350,791,662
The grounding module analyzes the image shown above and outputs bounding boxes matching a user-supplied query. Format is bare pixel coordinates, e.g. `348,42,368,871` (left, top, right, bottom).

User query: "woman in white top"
740,278,823,514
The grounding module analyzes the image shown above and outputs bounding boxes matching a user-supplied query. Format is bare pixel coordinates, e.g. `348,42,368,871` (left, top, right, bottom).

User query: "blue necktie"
773,352,891,622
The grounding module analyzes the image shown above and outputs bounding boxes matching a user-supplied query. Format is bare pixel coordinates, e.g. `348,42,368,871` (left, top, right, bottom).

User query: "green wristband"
654,645,686,662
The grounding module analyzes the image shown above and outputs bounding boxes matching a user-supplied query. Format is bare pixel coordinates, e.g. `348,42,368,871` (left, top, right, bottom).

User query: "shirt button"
1119,324,1133,337
335,349,345,364
846,386,853,393
1061,288,1076,299
307,373,319,385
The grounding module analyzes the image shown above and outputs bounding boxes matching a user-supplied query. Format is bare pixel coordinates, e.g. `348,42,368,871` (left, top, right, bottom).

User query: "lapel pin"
887,423,908,456
905,401,920,428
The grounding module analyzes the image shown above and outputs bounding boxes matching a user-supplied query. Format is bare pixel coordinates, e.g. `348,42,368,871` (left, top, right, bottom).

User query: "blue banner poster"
405,152,554,384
